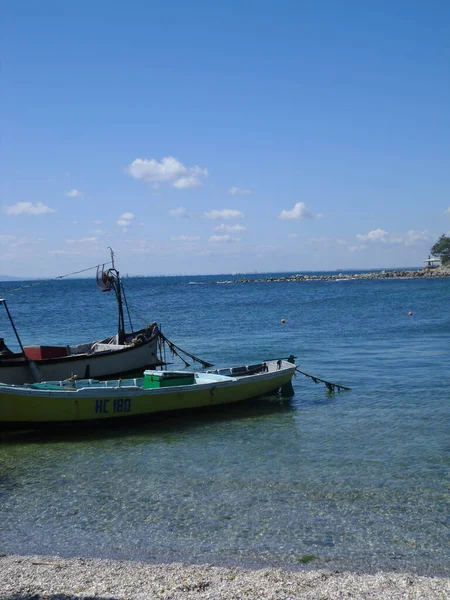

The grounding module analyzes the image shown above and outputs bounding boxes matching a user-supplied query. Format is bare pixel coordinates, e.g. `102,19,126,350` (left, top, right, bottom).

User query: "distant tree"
430,234,450,265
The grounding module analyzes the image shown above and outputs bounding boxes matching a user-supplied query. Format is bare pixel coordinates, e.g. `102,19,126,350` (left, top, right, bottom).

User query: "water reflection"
0,393,297,446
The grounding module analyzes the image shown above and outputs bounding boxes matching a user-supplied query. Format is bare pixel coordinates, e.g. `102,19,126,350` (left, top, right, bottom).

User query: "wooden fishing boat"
0,321,161,385
0,251,165,385
0,359,296,425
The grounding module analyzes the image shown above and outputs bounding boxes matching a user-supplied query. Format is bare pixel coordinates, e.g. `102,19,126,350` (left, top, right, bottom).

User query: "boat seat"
231,366,248,376
246,364,264,374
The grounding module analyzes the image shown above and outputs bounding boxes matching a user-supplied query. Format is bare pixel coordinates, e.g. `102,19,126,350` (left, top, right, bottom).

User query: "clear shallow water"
0,274,449,575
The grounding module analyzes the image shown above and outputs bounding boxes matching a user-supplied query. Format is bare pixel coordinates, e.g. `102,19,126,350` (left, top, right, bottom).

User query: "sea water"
0,273,449,575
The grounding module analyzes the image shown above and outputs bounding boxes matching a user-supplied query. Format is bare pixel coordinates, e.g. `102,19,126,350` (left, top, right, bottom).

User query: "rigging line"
90,291,210,368
119,297,157,329
127,304,150,327
2,261,113,295
120,281,134,334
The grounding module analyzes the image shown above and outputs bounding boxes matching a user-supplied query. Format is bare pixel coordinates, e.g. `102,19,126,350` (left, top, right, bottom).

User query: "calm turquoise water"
0,274,449,575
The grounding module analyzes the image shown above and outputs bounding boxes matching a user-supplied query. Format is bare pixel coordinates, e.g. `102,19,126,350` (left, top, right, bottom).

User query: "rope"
160,330,190,367
158,330,214,369
120,280,134,334
1,261,113,295
2,251,213,370
119,302,214,369
127,304,150,327
168,343,190,367
295,367,351,392
122,305,213,368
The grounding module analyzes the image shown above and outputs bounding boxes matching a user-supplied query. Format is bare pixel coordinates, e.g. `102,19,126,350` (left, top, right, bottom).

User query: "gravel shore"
1,555,449,600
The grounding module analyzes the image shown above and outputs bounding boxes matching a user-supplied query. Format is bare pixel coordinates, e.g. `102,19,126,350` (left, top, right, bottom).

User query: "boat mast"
96,248,134,344
108,248,126,344
0,298,25,353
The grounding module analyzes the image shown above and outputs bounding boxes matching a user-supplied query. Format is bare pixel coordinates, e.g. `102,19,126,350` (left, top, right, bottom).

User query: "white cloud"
204,209,244,220
213,224,247,233
65,189,82,197
171,235,201,242
3,202,56,216
229,186,251,195
168,207,190,218
2,236,45,250
404,230,430,245
209,234,240,243
117,212,135,231
445,207,450,216
126,156,208,189
355,229,431,247
172,175,202,189
288,233,298,239
128,156,186,181
278,202,319,220
94,219,104,225
356,228,389,243
191,165,208,176
65,237,98,244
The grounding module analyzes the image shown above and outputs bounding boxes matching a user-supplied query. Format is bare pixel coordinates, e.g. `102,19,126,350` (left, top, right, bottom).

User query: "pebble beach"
1,554,449,600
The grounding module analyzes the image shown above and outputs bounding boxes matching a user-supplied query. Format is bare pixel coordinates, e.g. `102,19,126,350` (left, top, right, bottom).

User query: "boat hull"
0,331,161,385
0,361,295,424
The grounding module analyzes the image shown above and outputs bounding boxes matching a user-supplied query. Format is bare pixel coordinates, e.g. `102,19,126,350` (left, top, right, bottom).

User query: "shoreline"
230,267,450,284
1,554,449,600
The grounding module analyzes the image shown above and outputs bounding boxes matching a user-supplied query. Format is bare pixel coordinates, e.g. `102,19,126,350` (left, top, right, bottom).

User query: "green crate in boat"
143,370,196,388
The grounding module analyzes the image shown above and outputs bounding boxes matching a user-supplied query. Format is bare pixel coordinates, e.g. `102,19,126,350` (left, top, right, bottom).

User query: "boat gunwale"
0,361,296,398
0,328,159,369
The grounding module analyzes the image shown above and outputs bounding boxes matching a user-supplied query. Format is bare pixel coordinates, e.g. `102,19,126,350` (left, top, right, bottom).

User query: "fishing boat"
0,317,161,385
0,358,296,425
0,251,167,385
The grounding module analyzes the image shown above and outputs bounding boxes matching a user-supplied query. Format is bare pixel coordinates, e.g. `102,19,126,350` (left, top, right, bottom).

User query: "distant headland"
229,265,450,284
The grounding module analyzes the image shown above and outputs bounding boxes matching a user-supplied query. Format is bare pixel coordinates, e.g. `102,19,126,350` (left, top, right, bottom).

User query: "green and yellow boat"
0,358,296,425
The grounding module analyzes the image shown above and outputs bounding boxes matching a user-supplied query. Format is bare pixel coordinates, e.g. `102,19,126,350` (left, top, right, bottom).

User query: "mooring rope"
165,339,190,368
157,330,214,369
295,367,351,392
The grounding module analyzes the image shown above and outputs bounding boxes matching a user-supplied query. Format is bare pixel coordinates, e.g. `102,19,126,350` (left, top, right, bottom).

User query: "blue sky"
1,0,449,276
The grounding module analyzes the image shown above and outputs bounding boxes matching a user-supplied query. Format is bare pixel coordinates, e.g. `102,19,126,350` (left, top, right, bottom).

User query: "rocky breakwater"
235,266,450,283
